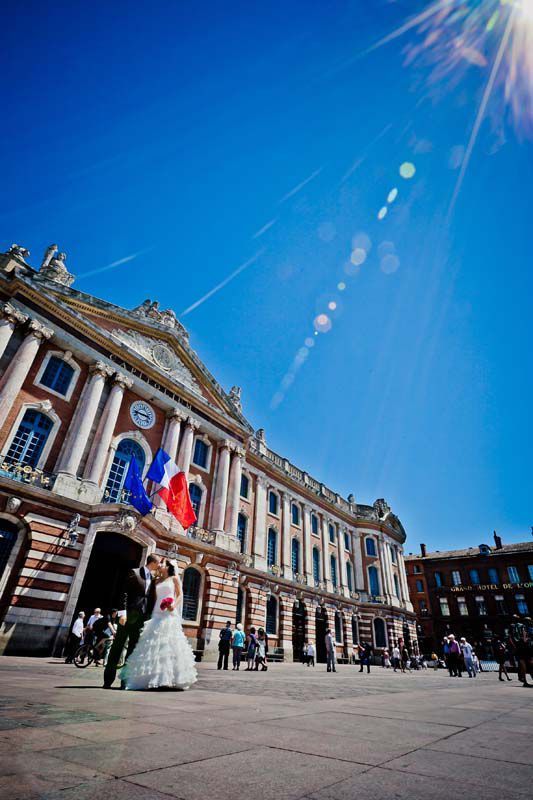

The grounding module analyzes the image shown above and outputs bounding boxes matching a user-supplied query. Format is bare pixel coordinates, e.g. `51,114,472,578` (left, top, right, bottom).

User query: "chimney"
420,543,427,557
493,531,503,550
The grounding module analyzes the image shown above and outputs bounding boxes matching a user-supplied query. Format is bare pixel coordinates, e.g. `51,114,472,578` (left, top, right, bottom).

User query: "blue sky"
2,1,532,553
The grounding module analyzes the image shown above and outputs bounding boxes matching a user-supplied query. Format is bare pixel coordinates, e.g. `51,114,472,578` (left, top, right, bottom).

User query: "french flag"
146,448,197,529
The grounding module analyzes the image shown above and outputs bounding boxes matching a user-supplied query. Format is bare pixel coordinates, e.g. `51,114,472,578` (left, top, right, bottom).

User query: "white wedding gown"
121,576,198,690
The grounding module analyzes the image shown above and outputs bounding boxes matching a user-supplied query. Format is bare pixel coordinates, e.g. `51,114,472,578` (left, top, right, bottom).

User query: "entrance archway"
76,532,144,617
292,599,306,662
315,606,328,663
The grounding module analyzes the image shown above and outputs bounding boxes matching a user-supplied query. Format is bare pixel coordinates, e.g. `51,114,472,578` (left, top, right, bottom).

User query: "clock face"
130,400,155,429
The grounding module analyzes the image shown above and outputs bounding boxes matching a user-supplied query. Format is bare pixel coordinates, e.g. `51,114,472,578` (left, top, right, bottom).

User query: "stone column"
321,519,332,591
279,593,294,661
211,440,232,532
338,528,348,596
0,303,27,360
302,504,313,584
352,531,365,590
224,447,244,535
377,535,393,601
83,372,133,486
281,492,291,578
164,408,185,462
177,416,198,474
0,320,53,430
55,361,111,476
252,475,268,569
398,551,413,611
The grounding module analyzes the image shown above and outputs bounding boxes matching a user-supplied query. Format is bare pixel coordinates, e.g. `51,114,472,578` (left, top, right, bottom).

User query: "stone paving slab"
0,657,532,800
127,745,369,800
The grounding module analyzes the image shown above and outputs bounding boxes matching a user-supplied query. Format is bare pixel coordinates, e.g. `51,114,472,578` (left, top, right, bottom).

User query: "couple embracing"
103,554,197,691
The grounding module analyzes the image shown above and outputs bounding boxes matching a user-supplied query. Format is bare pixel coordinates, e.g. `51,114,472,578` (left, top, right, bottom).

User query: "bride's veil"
169,559,184,617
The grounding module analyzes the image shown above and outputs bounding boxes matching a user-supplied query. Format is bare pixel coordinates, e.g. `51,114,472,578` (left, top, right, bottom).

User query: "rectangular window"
495,595,507,615
475,596,487,615
488,567,499,584
434,572,443,588
291,503,300,526
516,594,528,615
439,598,450,616
457,597,468,616
311,514,319,535
508,566,520,584
469,569,480,585
240,474,249,499
413,564,421,574
330,556,338,589
415,579,424,593
390,546,397,564
451,570,461,586
329,524,336,544
192,439,208,469
268,492,278,515
344,532,350,551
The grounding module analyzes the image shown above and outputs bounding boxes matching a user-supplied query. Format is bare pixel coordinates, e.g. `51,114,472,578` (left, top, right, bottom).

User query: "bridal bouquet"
160,596,174,612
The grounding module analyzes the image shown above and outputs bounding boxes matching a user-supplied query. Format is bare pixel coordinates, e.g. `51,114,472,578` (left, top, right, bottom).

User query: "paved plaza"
1,658,532,800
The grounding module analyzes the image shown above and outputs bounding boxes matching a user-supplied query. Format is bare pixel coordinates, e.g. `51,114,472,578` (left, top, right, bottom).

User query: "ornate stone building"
0,242,414,661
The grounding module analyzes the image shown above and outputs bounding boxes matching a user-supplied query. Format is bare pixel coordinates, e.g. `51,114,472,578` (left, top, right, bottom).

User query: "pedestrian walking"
392,643,401,672
255,627,268,671
400,642,410,673
325,628,336,672
232,623,245,670
512,629,533,687
302,641,309,665
217,620,233,670
447,634,462,677
85,607,102,647
245,626,257,670
383,649,391,668
359,641,372,673
460,637,476,677
65,611,85,663
307,641,315,667
351,643,358,665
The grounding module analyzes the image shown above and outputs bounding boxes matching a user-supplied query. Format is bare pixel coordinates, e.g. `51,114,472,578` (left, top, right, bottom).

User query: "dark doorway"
292,599,306,662
75,532,144,619
315,606,328,663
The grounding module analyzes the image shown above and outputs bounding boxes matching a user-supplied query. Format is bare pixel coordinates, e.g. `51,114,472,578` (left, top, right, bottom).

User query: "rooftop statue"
38,245,75,287
132,298,188,340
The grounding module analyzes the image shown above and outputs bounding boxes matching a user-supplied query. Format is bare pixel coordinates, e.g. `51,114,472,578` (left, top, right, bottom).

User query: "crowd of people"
64,607,119,666
217,621,270,671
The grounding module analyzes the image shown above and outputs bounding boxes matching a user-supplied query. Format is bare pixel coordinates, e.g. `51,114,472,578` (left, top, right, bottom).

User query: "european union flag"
123,456,153,516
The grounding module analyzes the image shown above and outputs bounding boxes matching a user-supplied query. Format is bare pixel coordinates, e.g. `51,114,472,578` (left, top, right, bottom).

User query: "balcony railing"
0,459,56,490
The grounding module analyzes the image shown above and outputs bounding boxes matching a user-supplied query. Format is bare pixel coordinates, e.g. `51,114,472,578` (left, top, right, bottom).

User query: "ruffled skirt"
121,612,198,690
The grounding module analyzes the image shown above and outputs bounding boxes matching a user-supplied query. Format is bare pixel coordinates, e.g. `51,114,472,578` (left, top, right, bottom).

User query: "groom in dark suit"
103,554,159,689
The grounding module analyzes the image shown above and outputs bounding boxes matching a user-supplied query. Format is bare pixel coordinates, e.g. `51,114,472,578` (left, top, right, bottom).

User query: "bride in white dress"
121,559,198,690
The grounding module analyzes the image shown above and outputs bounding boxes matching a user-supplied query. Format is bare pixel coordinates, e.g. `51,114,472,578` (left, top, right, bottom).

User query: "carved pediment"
111,328,203,397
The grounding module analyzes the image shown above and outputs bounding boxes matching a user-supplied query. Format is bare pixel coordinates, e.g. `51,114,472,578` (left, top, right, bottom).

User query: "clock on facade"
130,400,155,429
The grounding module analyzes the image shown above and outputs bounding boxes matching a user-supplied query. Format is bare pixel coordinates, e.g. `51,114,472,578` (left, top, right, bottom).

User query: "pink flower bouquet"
160,596,174,612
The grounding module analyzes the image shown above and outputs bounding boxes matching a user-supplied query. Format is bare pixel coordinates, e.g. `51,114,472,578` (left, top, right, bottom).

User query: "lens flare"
314,313,332,333
399,162,416,179
378,206,388,219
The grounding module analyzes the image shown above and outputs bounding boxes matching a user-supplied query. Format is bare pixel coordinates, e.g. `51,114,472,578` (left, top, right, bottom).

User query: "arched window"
328,523,335,543
0,521,19,582
267,528,277,567
346,562,353,592
182,566,201,621
393,573,400,598
335,611,342,643
266,595,277,635
104,439,145,503
368,565,380,596
40,356,75,397
236,587,244,624
373,617,387,648
365,537,377,556
189,483,203,516
330,555,338,588
237,513,247,553
192,438,209,469
312,547,321,582
291,538,300,574
5,410,53,468
352,615,359,644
